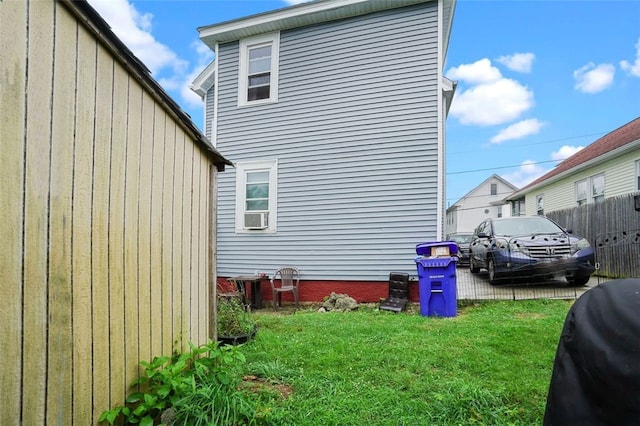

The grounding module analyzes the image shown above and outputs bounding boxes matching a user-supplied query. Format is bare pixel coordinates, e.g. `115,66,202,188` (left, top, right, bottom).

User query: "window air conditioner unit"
244,212,268,230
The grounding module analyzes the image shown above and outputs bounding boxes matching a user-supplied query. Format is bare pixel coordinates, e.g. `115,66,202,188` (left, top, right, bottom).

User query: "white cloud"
502,160,549,188
496,52,535,73
449,78,534,126
88,0,213,113
490,118,544,144
620,37,640,77
551,145,584,161
88,0,187,76
446,58,502,85
573,62,615,93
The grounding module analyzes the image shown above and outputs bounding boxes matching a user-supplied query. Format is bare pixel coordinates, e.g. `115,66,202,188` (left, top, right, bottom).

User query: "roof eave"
198,0,435,47
506,138,640,200
191,61,216,98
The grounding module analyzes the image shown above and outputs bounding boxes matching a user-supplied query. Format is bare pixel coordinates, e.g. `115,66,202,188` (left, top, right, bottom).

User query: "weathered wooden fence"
0,1,229,424
546,192,640,279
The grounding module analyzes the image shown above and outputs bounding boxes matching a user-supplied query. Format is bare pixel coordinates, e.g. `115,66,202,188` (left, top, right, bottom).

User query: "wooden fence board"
22,1,55,422
123,80,143,391
91,43,114,419
162,119,176,354
138,92,154,364
150,108,165,357
0,1,27,423
46,4,77,424
172,132,186,351
72,23,97,423
108,62,129,408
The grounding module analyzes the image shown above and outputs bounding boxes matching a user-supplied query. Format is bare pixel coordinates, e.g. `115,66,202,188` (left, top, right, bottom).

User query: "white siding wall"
215,3,441,281
454,178,515,233
525,149,640,215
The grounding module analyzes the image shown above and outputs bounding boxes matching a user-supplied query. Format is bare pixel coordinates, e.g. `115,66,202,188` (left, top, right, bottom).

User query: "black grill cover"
544,279,640,425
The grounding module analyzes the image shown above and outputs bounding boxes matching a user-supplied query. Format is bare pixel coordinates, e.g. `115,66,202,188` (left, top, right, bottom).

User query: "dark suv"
446,232,473,265
469,216,595,286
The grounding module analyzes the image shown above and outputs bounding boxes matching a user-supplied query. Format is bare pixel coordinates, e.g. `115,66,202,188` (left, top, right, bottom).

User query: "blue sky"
88,0,640,206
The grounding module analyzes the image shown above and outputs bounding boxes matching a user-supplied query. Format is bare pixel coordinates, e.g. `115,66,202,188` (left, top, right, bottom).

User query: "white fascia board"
190,60,216,98
198,0,431,48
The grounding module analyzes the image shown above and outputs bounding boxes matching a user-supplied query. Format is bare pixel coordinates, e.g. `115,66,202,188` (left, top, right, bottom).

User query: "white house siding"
447,177,516,234
215,3,441,281
525,149,640,215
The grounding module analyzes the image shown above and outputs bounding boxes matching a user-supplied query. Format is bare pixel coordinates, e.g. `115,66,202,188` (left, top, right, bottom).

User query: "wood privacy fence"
546,192,640,279
0,1,230,424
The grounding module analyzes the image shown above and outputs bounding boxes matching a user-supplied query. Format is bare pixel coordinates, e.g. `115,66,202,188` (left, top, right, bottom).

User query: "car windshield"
449,234,472,243
492,217,564,237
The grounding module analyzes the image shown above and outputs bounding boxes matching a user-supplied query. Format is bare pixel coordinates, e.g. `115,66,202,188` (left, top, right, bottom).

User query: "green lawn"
240,299,573,425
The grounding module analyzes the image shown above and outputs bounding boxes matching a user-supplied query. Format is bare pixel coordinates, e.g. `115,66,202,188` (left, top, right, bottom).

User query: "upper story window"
235,160,278,232
635,160,640,191
490,183,497,195
536,195,544,215
576,174,605,206
238,33,279,106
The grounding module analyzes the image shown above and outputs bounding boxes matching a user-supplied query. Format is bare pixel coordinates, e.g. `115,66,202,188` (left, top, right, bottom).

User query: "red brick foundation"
218,277,420,304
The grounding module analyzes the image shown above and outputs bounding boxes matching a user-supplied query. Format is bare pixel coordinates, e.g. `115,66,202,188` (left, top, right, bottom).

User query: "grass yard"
239,299,574,425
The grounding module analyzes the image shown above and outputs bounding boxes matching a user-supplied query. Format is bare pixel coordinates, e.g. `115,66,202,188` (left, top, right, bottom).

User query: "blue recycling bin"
415,242,458,317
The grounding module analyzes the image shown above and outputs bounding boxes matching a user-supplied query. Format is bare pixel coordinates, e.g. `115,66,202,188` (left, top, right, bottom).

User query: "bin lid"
414,256,457,267
416,241,458,256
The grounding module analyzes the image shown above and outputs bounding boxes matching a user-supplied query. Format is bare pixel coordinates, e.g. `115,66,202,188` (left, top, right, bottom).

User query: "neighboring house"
1,0,231,424
191,0,457,302
445,174,518,235
506,117,640,216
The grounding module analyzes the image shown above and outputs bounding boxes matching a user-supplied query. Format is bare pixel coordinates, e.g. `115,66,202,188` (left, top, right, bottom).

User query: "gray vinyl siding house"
192,0,456,300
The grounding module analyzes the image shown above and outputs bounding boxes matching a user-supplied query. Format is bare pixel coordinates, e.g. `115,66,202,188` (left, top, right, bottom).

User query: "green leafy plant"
217,297,257,337
99,340,254,425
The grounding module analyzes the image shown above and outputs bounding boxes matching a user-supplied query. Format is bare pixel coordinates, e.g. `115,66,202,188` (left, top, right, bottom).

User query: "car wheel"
568,274,590,287
488,257,502,285
470,257,480,274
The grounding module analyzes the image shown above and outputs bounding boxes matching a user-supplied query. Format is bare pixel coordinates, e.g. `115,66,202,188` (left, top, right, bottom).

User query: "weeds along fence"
546,192,640,280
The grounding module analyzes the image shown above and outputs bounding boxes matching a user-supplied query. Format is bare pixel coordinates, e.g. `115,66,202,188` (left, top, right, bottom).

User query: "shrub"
99,340,255,426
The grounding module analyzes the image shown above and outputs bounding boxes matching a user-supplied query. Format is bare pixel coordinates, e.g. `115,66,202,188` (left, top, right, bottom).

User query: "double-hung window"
635,160,640,191
575,174,605,205
235,160,278,232
238,33,279,106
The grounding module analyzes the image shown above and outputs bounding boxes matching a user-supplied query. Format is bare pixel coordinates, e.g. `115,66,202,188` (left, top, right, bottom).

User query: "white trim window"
238,33,280,106
591,174,605,203
536,194,544,215
235,160,278,232
635,159,640,191
575,174,605,205
575,179,588,206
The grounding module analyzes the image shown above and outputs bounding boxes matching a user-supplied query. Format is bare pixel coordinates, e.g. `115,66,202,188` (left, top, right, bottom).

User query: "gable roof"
61,0,232,171
507,116,640,199
447,174,518,211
